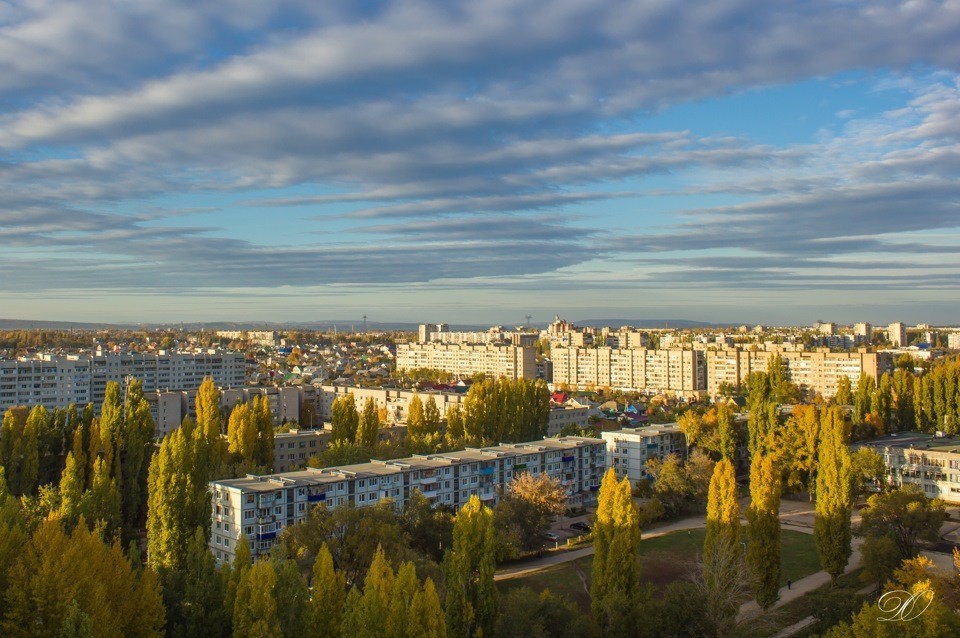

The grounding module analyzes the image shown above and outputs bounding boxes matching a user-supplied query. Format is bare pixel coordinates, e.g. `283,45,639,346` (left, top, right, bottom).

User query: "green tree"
406,394,425,439
815,406,853,582
445,405,465,443
310,543,346,638
853,374,874,425
445,495,498,638
78,457,122,537
857,486,946,561
168,527,229,638
387,561,419,638
227,402,256,463
58,451,85,526
122,379,155,535
591,468,641,636
835,375,853,406
408,578,446,638
717,402,737,462
859,534,900,592
702,458,743,635
357,397,381,448
331,395,360,443
423,395,441,438
746,453,782,610
850,447,885,501
98,382,124,478
892,369,916,431
252,396,274,468
272,555,310,638
233,560,282,638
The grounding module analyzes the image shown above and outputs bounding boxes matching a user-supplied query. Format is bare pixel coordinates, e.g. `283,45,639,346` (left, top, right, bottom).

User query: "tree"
835,375,853,406
857,486,946,561
717,402,737,463
357,397,381,448
859,534,900,592
310,543,346,638
408,578,446,638
693,535,747,638
387,561,419,638
233,560,282,638
78,457,122,537
815,406,853,582
423,396,441,438
445,495,498,638
401,490,454,563
195,378,225,473
252,396,274,468
331,395,360,443
406,394,425,439
854,374,874,424
850,447,885,501
495,472,566,555
702,458,743,635
591,469,641,636
2,518,165,638
272,555,310,638
122,380,155,535
445,405,465,443
746,453,782,610
227,403,256,463
167,527,229,638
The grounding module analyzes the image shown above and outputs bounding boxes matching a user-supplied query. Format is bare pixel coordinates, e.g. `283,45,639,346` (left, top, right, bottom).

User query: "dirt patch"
639,552,698,588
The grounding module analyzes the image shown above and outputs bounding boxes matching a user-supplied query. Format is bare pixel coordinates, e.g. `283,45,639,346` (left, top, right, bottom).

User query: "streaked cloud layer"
2,0,960,324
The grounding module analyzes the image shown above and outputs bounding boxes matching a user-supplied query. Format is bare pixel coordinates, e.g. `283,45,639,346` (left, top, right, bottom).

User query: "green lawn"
498,527,822,610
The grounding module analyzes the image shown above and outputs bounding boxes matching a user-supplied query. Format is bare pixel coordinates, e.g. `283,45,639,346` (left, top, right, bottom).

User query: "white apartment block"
705,349,892,398
417,324,538,347
215,331,278,346
550,347,705,399
547,404,591,437
0,350,246,415
396,343,537,380
888,322,908,348
855,433,960,504
602,424,687,485
209,436,606,564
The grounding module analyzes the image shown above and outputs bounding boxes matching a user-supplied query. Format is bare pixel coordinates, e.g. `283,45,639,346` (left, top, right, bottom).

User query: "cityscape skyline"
3,1,959,324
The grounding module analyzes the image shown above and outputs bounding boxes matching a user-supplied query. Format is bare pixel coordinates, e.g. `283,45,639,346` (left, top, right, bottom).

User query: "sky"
2,0,960,327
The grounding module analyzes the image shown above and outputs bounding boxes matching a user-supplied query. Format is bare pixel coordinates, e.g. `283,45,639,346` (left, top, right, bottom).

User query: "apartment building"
547,403,591,436
209,436,606,563
417,324,537,347
888,322,908,348
215,331,278,346
855,433,960,504
0,350,246,414
396,343,537,380
318,385,466,424
550,347,706,399
601,424,687,485
705,349,892,398
273,429,332,473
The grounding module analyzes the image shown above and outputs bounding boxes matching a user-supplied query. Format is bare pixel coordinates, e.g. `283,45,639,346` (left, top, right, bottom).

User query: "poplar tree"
252,396,274,468
223,534,251,627
354,546,394,636
445,405,465,443
853,374,874,424
423,396,441,438
79,457,122,537
814,405,853,582
227,403,256,462
195,378,224,472
702,458,743,634
273,556,310,637
331,395,360,443
408,578,446,638
445,495,498,638
310,543,345,638
122,379,155,534
357,397,381,448
835,375,853,405
407,393,425,439
717,401,737,462
169,528,229,638
98,382,124,478
58,452,85,526
746,452,782,609
388,561,420,638
233,560,282,638
591,468,641,635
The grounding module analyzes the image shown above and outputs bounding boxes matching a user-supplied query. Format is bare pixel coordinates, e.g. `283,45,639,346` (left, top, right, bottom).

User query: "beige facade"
396,343,537,380
318,384,465,423
550,347,705,398
705,349,892,398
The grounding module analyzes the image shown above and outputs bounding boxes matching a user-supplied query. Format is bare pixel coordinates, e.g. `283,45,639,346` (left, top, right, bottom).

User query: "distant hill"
0,318,133,330
573,318,715,328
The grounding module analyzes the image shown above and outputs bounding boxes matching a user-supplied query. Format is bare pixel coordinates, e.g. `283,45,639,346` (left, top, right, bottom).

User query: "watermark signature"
877,589,934,622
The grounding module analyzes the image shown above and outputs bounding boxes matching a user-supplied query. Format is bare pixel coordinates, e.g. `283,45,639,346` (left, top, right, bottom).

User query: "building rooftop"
855,432,960,454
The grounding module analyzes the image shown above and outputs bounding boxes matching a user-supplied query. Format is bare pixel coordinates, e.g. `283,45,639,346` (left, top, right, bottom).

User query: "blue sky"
2,1,960,326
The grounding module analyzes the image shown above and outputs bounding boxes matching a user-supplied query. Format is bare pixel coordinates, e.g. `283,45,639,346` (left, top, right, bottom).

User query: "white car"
544,532,561,542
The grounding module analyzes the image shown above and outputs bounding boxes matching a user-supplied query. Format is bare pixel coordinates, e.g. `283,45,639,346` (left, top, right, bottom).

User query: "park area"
497,528,822,614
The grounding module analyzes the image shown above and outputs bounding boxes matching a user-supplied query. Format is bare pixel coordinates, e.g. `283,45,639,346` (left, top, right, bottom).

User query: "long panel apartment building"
0,350,246,414
550,347,705,399
209,436,605,564
705,348,892,398
396,343,537,380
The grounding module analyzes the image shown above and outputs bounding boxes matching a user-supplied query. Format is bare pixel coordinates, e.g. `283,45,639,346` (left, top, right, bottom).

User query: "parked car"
570,522,591,533
544,531,561,542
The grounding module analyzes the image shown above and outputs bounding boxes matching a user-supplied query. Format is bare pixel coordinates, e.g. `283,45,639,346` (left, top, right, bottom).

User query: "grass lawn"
498,527,823,613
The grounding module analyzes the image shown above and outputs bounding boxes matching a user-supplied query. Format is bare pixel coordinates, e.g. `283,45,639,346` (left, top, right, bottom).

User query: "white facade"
601,424,687,485
210,436,606,564
856,433,960,504
551,347,705,398
396,343,537,380
0,350,246,414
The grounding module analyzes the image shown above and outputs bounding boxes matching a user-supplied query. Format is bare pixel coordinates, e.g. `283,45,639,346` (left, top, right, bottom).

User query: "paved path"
738,521,863,621
494,514,707,581
768,583,876,638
